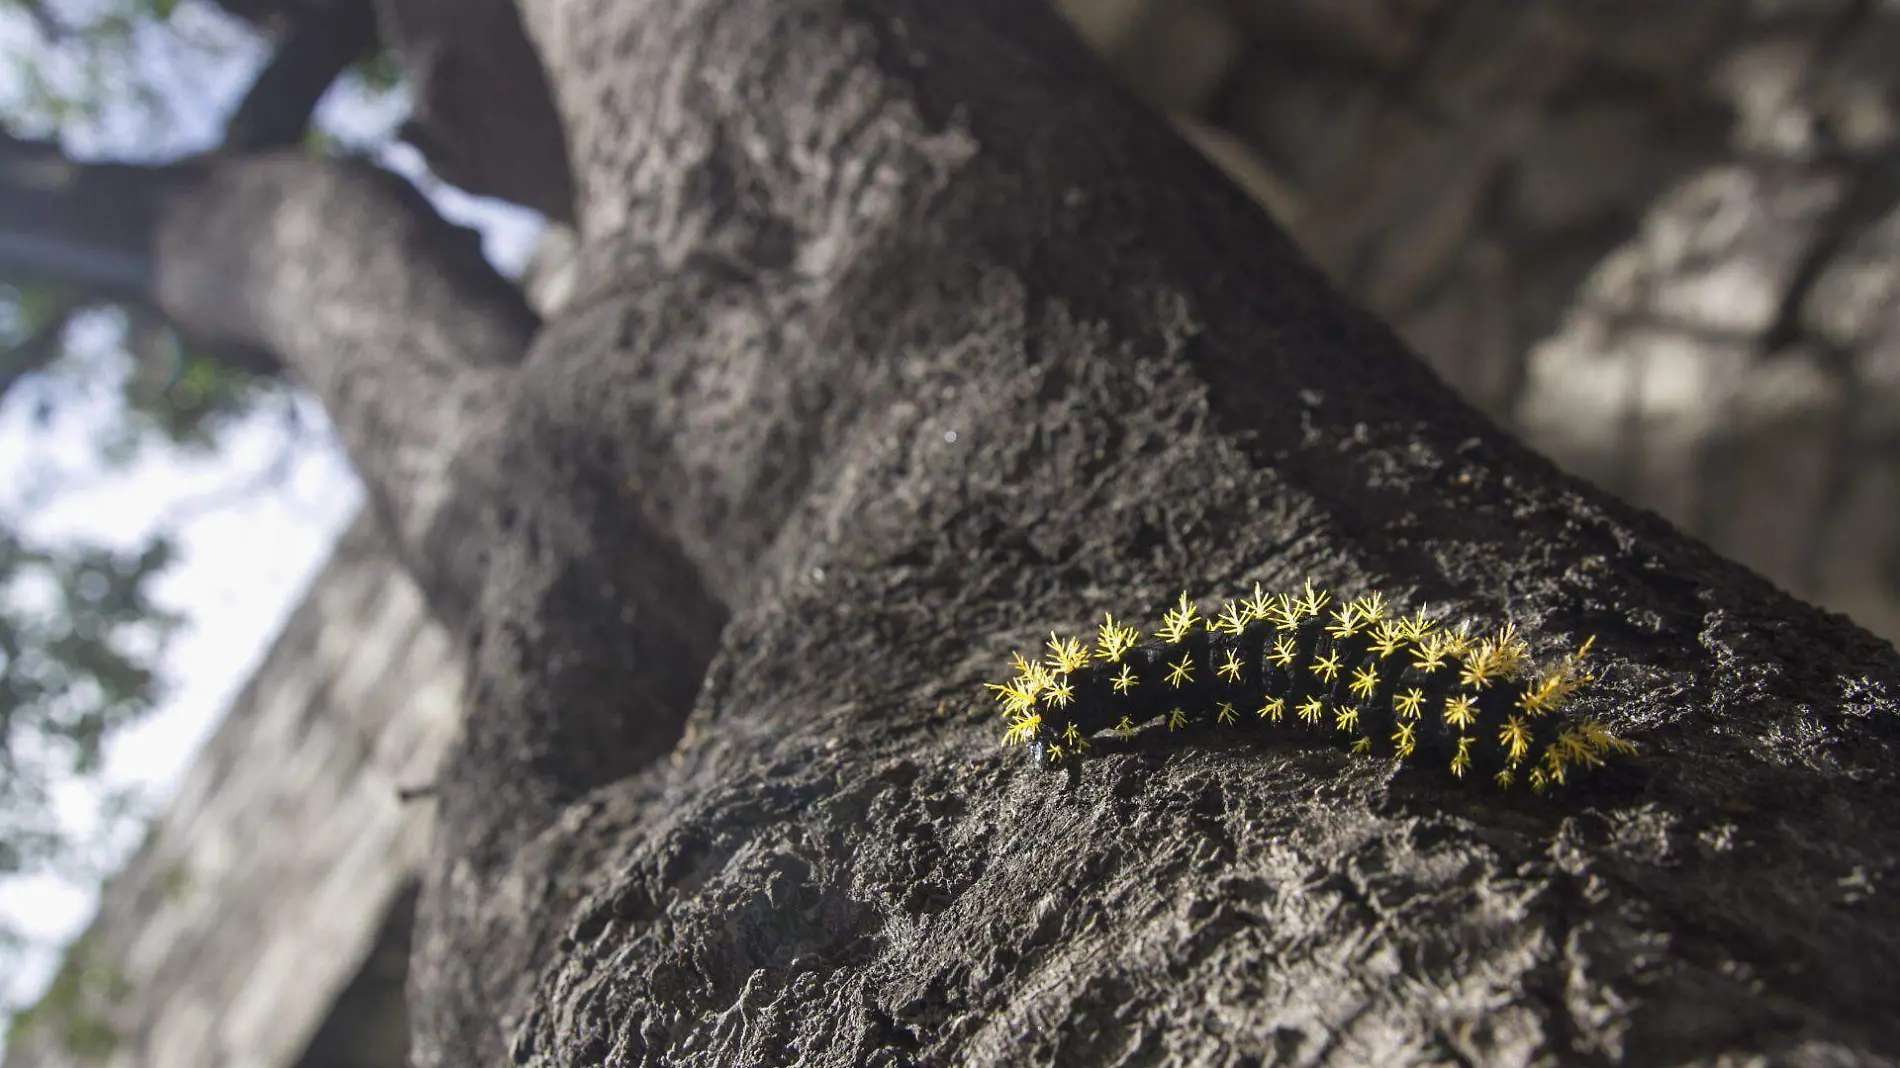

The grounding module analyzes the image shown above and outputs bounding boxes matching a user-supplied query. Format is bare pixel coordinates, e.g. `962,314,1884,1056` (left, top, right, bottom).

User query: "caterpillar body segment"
988,584,1627,791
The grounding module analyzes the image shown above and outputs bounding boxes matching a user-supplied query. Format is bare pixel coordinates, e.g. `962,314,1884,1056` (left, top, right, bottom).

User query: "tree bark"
0,135,170,299
144,153,539,628
391,1,1900,1065
221,0,380,152
196,0,573,215
377,0,576,220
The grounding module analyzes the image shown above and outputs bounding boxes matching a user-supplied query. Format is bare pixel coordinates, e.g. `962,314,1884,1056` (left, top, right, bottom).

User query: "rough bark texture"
387,1,1900,1066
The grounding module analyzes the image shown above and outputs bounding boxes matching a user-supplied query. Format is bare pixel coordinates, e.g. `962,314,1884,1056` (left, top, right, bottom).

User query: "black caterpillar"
987,582,1630,790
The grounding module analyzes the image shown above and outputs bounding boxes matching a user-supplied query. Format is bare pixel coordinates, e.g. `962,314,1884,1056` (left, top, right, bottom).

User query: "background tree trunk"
376,0,576,219
383,1,1900,1065
1067,0,1900,644
145,152,537,631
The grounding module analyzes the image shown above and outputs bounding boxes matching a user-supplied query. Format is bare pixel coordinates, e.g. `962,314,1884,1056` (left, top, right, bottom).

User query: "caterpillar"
986,581,1631,791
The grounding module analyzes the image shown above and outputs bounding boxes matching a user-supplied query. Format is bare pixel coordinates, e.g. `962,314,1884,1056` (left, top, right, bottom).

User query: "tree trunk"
146,152,537,630
385,1,1900,1065
1,144,536,619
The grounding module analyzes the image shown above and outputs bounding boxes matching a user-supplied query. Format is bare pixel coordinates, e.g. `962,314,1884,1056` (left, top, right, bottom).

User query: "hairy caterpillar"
987,582,1630,791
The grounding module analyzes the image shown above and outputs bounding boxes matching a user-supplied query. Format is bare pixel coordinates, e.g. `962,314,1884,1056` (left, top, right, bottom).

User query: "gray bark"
378,0,576,219
0,141,533,628
388,1,1900,1065
147,153,537,632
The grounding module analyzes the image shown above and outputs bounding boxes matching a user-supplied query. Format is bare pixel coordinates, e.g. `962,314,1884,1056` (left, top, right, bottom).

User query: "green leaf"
0,524,178,882
6,931,130,1059
351,49,405,96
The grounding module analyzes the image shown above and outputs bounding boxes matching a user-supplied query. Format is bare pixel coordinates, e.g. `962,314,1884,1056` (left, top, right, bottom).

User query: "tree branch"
0,0,379,294
221,0,380,152
200,0,342,37
0,133,537,637
146,152,541,630
0,133,168,299
377,0,574,218
16,0,72,42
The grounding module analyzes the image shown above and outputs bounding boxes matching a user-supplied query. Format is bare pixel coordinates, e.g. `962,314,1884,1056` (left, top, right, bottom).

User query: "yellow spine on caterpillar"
1267,636,1298,668
1327,602,1367,640
1293,581,1330,621
1045,633,1091,675
984,581,1631,790
1394,688,1425,720
1096,614,1141,664
1157,592,1201,644
1369,619,1408,659
1242,583,1275,623
1348,665,1380,700
1264,594,1302,632
1411,634,1452,675
1393,720,1417,757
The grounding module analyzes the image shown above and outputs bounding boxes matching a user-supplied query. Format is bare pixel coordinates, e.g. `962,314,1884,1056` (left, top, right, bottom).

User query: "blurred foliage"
0,0,382,1047
1,0,407,149
0,0,414,1052
0,0,193,140
5,930,131,1060
0,529,180,868
0,280,270,1039
0,526,178,1051
3,283,285,460
352,45,401,95
115,311,283,454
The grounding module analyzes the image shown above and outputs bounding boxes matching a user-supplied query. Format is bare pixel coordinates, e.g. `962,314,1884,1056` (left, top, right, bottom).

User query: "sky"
0,0,545,1028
